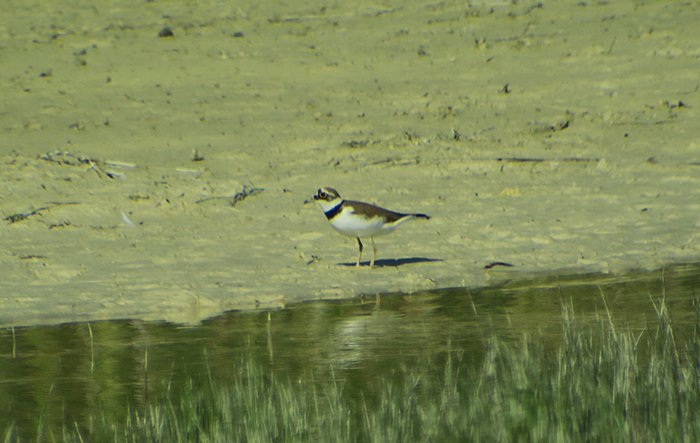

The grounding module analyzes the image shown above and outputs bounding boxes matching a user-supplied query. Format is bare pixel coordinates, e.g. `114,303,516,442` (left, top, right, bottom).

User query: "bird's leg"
356,237,363,267
370,238,377,269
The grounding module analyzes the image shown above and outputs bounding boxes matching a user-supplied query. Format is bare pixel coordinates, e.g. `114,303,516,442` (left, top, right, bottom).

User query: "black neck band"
324,201,344,220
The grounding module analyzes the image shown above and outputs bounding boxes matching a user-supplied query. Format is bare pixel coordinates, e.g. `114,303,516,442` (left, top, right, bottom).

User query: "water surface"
1,263,699,440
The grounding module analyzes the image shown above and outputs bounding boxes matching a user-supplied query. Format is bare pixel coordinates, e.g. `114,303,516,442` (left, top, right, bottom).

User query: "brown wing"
344,200,412,223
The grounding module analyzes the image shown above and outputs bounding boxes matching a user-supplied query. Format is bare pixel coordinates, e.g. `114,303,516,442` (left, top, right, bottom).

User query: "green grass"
6,295,700,443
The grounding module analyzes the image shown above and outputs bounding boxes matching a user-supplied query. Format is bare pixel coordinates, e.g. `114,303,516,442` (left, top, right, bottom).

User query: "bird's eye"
320,192,327,198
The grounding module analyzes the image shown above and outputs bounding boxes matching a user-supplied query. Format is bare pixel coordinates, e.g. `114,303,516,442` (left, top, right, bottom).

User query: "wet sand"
1,1,699,326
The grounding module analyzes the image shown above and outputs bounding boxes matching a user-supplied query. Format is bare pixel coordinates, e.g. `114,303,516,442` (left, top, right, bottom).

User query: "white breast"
330,207,407,238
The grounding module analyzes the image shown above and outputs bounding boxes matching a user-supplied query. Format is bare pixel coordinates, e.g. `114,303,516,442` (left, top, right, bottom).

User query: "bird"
312,187,430,268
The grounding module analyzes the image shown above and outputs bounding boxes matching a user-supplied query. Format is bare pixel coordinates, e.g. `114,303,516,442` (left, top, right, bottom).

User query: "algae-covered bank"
1,1,699,326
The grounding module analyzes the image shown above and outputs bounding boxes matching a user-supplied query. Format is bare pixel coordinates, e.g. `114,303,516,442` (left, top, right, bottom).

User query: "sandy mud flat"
1,1,699,326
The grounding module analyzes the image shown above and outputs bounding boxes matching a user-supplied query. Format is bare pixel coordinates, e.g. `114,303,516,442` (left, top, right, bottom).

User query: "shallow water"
1,263,699,440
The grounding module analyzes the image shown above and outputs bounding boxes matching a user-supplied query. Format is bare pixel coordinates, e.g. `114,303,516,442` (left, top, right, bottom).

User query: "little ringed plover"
313,187,430,268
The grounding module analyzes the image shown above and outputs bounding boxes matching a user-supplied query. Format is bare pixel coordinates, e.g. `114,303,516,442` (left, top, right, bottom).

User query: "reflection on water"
1,263,699,440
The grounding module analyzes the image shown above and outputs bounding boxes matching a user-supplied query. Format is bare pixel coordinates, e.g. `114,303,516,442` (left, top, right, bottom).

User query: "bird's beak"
304,193,320,205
